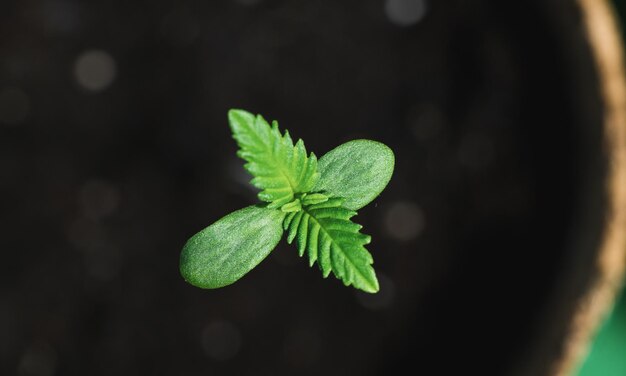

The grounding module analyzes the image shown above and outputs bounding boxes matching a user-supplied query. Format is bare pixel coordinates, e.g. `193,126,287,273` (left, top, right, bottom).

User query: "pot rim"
554,0,626,374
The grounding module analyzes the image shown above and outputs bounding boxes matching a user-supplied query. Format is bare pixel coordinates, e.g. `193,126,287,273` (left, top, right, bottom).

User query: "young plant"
179,109,394,293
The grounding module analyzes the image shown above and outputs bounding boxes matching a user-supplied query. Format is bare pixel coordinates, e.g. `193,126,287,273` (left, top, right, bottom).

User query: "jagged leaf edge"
228,109,320,208
283,197,379,293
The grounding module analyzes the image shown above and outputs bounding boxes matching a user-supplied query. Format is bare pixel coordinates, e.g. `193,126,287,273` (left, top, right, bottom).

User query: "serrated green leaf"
284,197,379,293
180,206,285,289
228,109,320,208
314,139,394,210
301,193,329,206
280,199,302,213
286,210,303,244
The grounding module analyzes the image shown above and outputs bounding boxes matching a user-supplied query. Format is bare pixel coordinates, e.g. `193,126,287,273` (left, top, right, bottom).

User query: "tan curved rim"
552,0,626,375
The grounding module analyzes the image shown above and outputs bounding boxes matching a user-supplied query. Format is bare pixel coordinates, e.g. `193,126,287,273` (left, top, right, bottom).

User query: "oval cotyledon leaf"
314,139,394,211
180,206,285,289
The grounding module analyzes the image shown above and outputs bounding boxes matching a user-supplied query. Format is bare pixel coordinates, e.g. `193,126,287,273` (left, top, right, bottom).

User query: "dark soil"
0,0,607,375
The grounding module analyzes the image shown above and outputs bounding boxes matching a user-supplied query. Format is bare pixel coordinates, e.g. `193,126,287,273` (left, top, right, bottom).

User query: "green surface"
577,289,626,376
180,205,285,289
315,139,395,211
283,197,378,293
228,109,320,209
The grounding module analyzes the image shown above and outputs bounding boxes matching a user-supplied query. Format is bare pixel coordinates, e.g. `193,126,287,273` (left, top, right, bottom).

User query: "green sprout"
179,109,395,293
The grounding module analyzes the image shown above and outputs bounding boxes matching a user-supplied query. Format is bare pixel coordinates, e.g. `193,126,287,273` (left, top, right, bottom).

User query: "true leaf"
283,197,379,293
314,139,394,210
180,205,285,289
281,199,302,213
301,193,329,206
228,109,320,209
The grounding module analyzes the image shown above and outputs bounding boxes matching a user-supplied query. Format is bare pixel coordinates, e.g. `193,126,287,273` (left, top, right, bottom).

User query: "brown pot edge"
553,0,626,375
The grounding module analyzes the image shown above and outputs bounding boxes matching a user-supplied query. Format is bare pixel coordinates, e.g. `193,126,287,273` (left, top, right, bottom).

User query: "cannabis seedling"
179,109,394,293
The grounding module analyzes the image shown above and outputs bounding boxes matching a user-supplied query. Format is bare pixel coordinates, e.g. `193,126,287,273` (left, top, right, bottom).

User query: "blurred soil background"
1,0,625,375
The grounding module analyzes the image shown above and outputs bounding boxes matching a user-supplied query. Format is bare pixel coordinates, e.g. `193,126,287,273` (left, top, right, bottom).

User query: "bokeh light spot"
18,342,57,376
385,0,428,27
202,321,242,361
78,179,120,220
457,134,495,171
356,273,396,310
282,327,321,368
384,201,425,242
408,102,445,142
73,50,116,92
234,0,262,6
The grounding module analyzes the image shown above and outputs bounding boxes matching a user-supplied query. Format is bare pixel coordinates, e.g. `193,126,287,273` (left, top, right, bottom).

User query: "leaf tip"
179,236,215,289
360,282,380,294
228,108,254,125
356,272,380,294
